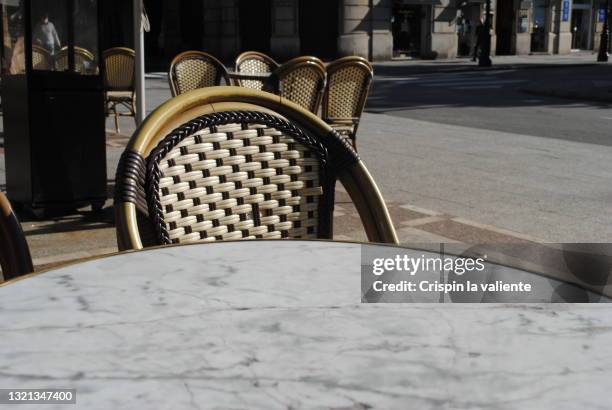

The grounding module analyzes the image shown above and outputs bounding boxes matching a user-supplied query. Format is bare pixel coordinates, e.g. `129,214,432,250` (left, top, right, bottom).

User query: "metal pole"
133,0,146,124
478,0,492,67
598,0,610,62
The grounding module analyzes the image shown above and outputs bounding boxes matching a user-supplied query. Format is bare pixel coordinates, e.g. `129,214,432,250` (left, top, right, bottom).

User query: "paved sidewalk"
522,79,612,103
376,51,601,74
2,70,608,269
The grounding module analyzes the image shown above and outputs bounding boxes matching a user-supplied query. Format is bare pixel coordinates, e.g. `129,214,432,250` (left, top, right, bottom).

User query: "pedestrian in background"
472,19,484,62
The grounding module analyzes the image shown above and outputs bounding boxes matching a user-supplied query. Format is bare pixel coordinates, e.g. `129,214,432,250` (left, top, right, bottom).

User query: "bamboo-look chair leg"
113,104,120,134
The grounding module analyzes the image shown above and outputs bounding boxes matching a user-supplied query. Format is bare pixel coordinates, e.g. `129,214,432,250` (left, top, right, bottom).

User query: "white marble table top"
1,241,611,409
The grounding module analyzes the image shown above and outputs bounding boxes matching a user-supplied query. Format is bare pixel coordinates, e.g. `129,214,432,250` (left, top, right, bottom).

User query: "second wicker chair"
322,56,373,149
235,51,279,90
103,47,136,133
168,51,230,97
263,56,326,114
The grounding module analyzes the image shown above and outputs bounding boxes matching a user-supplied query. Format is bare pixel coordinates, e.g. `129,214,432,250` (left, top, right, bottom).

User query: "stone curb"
374,62,600,75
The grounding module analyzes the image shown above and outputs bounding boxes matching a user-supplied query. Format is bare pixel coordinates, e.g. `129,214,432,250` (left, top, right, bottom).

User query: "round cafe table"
1,241,611,409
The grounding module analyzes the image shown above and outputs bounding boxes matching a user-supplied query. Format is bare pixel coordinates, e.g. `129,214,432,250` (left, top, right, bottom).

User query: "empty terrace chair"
114,86,398,250
56,46,96,74
322,56,373,149
0,193,33,282
234,51,279,90
103,47,136,133
32,45,53,70
168,51,230,97
263,56,326,114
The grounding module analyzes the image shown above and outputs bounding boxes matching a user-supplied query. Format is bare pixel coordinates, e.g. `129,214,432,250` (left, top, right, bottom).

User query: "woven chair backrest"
265,57,326,113
103,48,135,91
324,57,373,121
170,51,229,96
31,45,52,70
235,52,279,90
56,46,95,74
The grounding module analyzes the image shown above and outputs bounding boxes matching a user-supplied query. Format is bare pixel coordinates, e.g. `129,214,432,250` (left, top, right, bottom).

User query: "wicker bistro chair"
262,56,326,114
114,86,398,250
32,44,53,70
234,51,279,90
0,193,33,282
103,47,136,133
56,46,96,74
322,56,374,149
168,51,230,97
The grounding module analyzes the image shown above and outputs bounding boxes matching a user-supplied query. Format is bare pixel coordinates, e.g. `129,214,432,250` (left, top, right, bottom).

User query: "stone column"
490,0,498,56
552,0,573,53
545,0,556,53
270,0,300,60
338,0,392,60
515,0,531,54
429,0,458,59
371,0,393,60
338,0,370,58
593,1,604,52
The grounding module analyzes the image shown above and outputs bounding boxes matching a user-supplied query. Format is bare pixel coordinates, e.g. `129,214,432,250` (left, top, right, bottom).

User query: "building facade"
104,0,609,64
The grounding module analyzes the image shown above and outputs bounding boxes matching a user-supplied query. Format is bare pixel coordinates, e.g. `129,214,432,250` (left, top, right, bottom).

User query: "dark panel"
299,0,338,59
239,0,271,53
29,90,107,206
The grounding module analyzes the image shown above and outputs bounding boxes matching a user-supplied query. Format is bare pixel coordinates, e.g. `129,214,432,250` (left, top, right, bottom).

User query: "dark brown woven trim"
115,150,148,214
146,110,342,245
324,129,360,170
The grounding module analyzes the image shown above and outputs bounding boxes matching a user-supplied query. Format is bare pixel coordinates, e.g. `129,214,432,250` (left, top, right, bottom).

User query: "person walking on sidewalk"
473,20,484,62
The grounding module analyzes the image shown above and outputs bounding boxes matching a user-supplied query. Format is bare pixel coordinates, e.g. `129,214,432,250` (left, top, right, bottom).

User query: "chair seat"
107,91,134,102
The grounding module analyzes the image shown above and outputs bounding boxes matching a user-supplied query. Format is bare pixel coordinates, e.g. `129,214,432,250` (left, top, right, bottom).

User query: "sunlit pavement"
1,57,610,268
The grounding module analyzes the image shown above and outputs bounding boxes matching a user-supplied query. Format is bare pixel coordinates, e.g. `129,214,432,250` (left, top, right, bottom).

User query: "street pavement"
0,54,611,268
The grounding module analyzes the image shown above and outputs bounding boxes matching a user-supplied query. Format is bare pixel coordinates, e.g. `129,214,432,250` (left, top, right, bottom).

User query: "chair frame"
0,193,33,281
103,47,136,134
56,46,96,73
262,56,326,114
322,56,374,149
31,44,54,70
114,86,397,250
168,51,230,97
234,51,279,88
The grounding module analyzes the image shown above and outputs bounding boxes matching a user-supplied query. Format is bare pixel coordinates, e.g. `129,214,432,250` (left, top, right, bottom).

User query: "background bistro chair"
0,193,33,282
32,45,53,70
103,47,136,133
263,56,326,114
168,51,230,97
56,46,96,74
322,56,373,149
114,86,398,250
234,51,279,90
